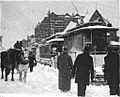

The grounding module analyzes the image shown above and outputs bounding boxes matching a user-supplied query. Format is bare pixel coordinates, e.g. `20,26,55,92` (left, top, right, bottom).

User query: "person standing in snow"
51,47,58,68
28,51,37,72
72,46,94,97
57,46,73,92
19,51,29,82
104,46,119,96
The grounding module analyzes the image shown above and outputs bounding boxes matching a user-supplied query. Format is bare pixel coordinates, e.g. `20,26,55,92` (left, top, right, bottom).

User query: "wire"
72,2,79,14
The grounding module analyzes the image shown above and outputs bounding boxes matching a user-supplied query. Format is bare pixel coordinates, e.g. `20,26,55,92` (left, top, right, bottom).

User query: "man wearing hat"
104,46,119,96
72,46,94,97
57,46,73,92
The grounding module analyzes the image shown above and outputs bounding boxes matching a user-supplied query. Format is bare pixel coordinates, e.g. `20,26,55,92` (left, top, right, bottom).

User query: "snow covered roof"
43,21,77,41
69,25,118,33
78,25,119,30
84,12,93,23
110,41,120,45
62,25,119,37
84,9,110,25
46,38,64,43
61,21,77,34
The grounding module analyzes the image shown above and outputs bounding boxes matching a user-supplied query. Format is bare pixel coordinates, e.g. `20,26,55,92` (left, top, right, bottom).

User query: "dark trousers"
109,83,119,95
30,66,33,72
77,83,86,96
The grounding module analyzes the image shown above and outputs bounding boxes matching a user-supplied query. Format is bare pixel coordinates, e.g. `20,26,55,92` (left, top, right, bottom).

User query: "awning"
70,25,119,33
62,25,119,37
79,25,119,31
46,38,64,43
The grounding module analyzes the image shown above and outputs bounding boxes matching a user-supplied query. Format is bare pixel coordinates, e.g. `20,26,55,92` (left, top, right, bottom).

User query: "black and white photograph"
0,0,119,97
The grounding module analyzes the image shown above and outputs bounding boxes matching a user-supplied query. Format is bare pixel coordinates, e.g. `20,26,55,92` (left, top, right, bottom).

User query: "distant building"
0,36,2,47
35,10,84,43
0,36,3,53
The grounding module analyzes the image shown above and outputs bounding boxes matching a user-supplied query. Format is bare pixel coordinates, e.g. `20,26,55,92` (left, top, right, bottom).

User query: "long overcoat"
72,53,94,85
104,52,119,85
57,53,73,90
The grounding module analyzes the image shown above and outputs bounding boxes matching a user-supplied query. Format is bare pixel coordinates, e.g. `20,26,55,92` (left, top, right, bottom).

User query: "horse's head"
14,48,23,64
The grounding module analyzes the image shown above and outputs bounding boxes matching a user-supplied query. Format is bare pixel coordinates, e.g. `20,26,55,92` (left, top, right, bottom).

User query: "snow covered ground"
0,63,119,97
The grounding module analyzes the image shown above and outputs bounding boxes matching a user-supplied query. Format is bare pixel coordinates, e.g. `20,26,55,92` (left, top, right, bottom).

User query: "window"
92,31,108,51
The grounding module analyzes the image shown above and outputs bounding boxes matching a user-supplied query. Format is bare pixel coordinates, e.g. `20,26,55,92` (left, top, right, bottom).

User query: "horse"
1,48,22,81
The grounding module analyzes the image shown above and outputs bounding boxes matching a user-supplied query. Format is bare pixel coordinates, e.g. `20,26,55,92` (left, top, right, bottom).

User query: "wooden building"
61,10,118,53
60,10,119,65
61,22,118,58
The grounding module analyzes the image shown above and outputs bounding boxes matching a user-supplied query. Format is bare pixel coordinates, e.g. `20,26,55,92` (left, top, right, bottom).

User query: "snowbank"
0,63,119,97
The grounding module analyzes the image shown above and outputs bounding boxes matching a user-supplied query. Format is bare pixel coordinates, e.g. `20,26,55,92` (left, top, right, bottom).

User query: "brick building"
35,10,84,43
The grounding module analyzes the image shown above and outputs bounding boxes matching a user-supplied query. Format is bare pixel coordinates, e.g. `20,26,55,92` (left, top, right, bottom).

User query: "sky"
0,0,119,49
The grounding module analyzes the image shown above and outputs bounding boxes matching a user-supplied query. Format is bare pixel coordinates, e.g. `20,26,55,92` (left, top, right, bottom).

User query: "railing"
40,54,52,59
90,51,107,55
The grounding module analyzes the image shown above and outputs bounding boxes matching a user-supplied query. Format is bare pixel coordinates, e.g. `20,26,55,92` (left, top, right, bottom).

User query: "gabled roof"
84,9,110,25
90,10,103,21
65,13,71,17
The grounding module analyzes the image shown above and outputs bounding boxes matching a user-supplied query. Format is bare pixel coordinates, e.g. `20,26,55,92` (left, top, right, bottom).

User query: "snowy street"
0,63,119,97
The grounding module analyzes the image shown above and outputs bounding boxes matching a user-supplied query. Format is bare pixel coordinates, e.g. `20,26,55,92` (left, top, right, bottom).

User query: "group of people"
13,41,120,96
14,41,37,82
57,46,119,97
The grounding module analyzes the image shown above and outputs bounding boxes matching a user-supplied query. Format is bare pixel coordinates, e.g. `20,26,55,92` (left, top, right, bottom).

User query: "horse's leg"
1,67,4,79
5,68,7,81
23,71,27,82
11,66,15,81
16,63,19,73
5,68,10,81
19,71,22,81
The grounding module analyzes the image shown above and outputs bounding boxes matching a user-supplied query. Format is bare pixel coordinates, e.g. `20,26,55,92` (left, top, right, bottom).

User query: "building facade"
61,9,119,64
35,10,84,43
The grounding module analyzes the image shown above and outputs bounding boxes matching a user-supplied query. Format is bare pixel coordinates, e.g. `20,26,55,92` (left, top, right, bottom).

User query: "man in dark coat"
104,46,119,96
57,46,73,92
72,46,94,97
28,51,37,72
